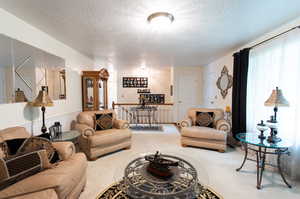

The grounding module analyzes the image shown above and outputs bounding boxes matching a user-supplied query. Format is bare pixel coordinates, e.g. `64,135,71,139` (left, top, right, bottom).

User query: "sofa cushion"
195,112,214,127
181,126,226,141
95,113,113,130
89,129,132,147
0,150,50,190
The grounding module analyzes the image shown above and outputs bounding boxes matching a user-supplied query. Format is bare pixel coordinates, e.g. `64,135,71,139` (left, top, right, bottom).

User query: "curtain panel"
232,48,250,139
247,29,300,180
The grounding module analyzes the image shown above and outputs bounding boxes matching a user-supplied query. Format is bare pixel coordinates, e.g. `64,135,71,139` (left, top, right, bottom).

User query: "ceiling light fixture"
147,12,175,27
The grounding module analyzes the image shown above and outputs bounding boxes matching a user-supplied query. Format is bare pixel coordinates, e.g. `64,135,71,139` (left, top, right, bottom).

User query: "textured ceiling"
0,0,300,68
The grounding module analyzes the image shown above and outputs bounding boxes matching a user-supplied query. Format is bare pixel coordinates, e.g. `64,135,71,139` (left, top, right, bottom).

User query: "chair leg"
89,157,98,161
218,149,225,153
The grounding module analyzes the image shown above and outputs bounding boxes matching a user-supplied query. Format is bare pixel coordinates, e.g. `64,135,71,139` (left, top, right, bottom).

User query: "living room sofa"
179,108,230,152
0,127,87,199
74,109,132,160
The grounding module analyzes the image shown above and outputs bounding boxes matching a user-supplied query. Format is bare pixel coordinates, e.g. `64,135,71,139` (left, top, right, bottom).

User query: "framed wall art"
123,77,148,88
139,94,165,104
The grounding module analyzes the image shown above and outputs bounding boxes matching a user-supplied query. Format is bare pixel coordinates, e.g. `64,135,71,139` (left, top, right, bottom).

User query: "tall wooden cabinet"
82,69,109,111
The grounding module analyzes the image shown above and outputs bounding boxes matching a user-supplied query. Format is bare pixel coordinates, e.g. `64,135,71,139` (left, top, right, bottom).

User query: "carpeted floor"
79,125,300,199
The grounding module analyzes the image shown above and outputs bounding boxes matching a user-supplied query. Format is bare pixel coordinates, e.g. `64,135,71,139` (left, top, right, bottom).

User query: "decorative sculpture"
145,151,179,179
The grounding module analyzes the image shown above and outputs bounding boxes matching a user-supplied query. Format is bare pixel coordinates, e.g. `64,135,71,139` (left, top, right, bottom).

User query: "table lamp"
30,86,54,134
264,87,289,143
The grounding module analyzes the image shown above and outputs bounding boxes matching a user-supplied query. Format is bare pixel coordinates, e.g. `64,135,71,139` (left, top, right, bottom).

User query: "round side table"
236,132,292,189
52,130,81,151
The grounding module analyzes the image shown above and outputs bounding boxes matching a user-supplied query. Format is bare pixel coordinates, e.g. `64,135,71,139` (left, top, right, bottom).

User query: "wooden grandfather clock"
82,68,109,111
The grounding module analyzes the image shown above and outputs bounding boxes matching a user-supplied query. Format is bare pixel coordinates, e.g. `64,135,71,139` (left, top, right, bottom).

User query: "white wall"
0,8,94,134
116,67,172,103
202,16,300,110
202,55,233,109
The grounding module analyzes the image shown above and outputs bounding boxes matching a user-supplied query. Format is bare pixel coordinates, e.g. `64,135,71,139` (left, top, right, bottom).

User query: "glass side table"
52,130,81,152
52,130,81,143
236,132,292,189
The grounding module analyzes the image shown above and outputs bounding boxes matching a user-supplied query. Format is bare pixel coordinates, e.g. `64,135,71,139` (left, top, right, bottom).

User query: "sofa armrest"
113,119,130,129
52,142,75,161
178,118,192,128
216,119,231,133
74,123,95,138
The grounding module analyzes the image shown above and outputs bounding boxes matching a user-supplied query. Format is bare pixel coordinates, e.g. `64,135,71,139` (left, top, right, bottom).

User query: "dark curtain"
232,48,250,138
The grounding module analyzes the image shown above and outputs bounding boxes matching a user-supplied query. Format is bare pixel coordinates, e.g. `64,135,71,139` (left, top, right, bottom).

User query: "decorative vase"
266,119,281,143
256,120,268,140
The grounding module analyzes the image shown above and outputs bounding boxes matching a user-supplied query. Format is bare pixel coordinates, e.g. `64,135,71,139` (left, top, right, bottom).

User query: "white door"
174,67,202,121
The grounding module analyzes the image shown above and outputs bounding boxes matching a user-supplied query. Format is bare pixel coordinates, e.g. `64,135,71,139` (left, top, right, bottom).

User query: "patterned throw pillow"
95,113,113,130
195,112,215,128
0,142,8,159
0,150,50,190
2,139,26,159
16,137,55,162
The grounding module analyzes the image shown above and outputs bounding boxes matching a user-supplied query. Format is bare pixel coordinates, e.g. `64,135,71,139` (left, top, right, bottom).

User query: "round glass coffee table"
113,151,209,199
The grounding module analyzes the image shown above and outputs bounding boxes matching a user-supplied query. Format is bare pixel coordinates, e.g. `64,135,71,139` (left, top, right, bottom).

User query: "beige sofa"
0,127,87,199
179,108,231,152
74,110,132,160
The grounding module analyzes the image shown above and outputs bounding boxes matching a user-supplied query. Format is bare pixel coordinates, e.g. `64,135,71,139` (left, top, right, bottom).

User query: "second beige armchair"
74,110,132,160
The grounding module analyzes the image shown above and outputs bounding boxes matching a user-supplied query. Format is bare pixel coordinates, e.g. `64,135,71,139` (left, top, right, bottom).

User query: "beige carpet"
79,125,300,199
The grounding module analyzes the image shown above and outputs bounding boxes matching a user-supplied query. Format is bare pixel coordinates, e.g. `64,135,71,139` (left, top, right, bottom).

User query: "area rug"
130,125,163,131
96,181,223,199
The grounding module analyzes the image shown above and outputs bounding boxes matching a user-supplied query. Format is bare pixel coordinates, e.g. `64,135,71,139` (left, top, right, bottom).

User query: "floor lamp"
30,86,54,134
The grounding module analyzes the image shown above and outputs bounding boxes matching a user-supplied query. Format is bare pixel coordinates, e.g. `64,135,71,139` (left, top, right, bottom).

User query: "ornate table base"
236,143,292,189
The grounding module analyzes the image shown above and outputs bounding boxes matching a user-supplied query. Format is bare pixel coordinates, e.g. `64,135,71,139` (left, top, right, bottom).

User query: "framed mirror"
0,33,66,104
216,66,233,99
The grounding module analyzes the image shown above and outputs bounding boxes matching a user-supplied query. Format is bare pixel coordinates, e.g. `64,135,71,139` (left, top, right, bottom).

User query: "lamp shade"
264,87,289,107
31,86,53,107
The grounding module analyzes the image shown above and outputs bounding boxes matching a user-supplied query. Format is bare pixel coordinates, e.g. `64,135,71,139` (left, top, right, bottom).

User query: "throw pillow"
0,150,50,190
4,139,26,156
195,112,215,128
95,113,113,130
0,142,8,159
16,137,55,162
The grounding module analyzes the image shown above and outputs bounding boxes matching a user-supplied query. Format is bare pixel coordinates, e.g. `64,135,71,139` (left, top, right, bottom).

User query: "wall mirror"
0,33,66,104
216,66,233,99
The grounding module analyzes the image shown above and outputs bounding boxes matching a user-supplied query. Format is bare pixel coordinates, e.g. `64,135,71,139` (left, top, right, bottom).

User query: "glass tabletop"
52,130,81,142
114,150,209,187
236,132,293,149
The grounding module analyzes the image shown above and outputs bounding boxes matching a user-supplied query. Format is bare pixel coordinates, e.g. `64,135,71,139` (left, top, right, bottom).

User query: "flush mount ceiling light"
147,12,175,26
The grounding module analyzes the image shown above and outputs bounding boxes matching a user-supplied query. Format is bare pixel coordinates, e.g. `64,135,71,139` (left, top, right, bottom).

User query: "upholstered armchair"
0,127,87,199
74,109,132,160
179,108,231,152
